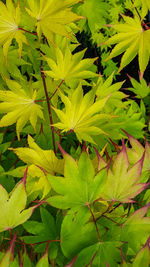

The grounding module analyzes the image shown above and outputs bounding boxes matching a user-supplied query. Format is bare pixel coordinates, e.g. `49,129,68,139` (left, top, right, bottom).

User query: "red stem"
87,203,102,242
40,63,56,154
18,27,37,36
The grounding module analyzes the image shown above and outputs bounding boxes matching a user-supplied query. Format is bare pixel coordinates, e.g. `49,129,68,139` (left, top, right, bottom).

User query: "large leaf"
0,79,44,139
25,0,82,43
47,150,107,209
104,15,150,77
0,0,27,58
53,84,110,144
11,135,64,175
0,170,37,232
99,141,148,203
44,46,98,85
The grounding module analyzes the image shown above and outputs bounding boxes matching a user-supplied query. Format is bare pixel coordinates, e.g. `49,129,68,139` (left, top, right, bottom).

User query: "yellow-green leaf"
53,84,110,144
25,0,83,43
0,79,44,139
44,46,98,85
11,135,64,175
0,0,27,58
0,172,36,232
104,15,150,77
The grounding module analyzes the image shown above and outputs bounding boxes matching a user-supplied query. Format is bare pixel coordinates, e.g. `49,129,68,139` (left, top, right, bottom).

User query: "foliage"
0,0,149,266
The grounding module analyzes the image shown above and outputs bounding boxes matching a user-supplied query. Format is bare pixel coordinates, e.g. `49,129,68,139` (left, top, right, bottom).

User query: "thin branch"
50,80,64,100
18,27,37,36
130,0,141,20
87,203,102,242
35,79,64,103
40,62,56,154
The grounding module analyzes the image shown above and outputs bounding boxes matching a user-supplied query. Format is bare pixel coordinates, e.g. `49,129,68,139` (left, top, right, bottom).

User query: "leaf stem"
40,62,56,154
18,27,37,36
50,80,64,100
130,0,141,20
87,203,102,242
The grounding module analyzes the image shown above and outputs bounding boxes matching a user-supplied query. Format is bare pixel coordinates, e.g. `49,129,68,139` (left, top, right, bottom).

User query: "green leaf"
61,207,98,259
22,207,57,244
0,170,37,232
47,151,107,209
121,203,150,253
132,238,150,267
73,241,122,267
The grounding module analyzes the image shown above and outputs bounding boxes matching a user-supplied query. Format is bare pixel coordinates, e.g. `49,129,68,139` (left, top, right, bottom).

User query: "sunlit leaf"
0,0,27,58
0,79,44,139
11,135,64,175
104,15,150,77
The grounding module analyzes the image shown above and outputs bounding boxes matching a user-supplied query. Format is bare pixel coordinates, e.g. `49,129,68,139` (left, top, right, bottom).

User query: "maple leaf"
104,15,150,77
25,0,83,43
11,135,64,175
53,84,110,144
95,71,126,112
47,150,107,209
44,46,98,86
0,170,37,233
0,0,27,58
99,141,149,203
0,78,44,140
121,203,150,252
128,75,150,99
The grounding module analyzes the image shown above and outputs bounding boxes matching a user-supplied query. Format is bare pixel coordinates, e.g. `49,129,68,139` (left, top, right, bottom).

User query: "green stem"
40,62,56,154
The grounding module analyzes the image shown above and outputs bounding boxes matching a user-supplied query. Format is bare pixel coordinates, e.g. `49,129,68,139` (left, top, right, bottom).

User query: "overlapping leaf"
53,84,110,144
125,132,150,174
99,141,148,203
96,71,126,112
44,46,98,85
47,151,107,209
104,15,150,77
0,0,27,58
0,79,44,139
11,135,64,175
0,172,37,232
25,0,82,43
